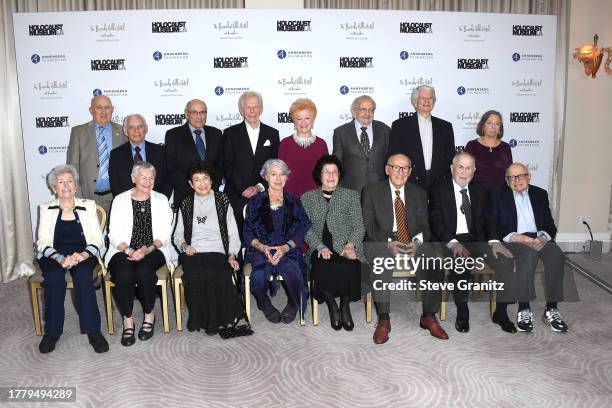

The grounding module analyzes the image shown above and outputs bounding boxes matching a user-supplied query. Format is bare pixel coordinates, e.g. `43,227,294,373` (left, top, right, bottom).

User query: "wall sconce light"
573,34,611,78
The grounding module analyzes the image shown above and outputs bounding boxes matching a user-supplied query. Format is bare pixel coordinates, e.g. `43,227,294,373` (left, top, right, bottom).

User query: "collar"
130,142,145,150
245,121,260,131
452,180,469,194
354,120,372,134
188,123,203,134
513,186,530,198
292,132,317,148
417,113,432,123
388,180,405,197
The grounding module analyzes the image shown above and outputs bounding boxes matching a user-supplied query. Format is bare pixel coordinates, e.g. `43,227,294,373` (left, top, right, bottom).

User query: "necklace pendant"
489,147,493,152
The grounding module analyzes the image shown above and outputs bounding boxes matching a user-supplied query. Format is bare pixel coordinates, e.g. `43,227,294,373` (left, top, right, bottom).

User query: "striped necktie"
394,189,410,244
194,129,206,160
97,126,109,180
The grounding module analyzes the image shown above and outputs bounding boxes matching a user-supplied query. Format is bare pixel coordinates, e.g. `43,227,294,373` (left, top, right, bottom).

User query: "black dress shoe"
205,329,219,336
455,317,470,333
340,302,354,331
492,316,517,333
87,332,109,353
39,335,59,354
121,327,136,346
326,300,342,331
281,304,297,324
138,319,155,341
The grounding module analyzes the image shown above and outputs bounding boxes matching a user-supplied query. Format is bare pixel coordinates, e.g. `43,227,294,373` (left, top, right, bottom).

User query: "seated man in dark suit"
223,91,279,236
109,114,170,198
362,153,446,343
489,163,568,333
165,99,223,205
430,152,515,333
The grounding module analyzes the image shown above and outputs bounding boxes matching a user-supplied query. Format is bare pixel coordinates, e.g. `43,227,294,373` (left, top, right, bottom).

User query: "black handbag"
218,266,254,340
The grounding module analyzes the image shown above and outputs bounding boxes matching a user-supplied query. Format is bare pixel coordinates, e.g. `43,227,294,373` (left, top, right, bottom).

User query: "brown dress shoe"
373,319,391,344
419,315,449,340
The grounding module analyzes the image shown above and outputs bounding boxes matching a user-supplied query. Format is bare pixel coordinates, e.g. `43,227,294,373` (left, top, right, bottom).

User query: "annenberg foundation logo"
512,25,542,36
277,112,294,123
153,50,188,61
29,24,64,36
38,145,48,155
214,20,248,40
277,20,311,32
512,52,543,62
508,139,540,148
509,139,518,148
277,49,312,60
34,80,67,100
400,22,433,33
38,145,67,154
510,112,540,123
93,88,127,97
456,85,490,96
340,21,374,40
216,112,242,128
155,113,186,126
91,59,126,71
277,76,312,96
153,77,190,97
340,85,349,95
152,21,187,33
35,116,69,128
339,57,374,68
400,51,433,60
215,86,224,95
31,53,66,64
213,57,248,68
90,23,126,42
213,86,249,96
457,58,489,69
338,84,374,95
458,24,491,42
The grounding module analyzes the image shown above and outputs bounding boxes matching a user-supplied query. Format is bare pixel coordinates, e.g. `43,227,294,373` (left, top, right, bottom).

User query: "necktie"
394,189,410,244
194,129,206,160
360,127,371,156
460,188,473,231
134,146,143,163
97,127,109,181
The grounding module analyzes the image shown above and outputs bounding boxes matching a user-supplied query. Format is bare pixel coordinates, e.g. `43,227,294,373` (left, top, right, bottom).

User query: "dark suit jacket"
388,114,455,191
362,179,431,243
488,184,557,241
429,179,497,243
223,121,279,217
332,119,390,192
164,123,224,204
108,140,171,198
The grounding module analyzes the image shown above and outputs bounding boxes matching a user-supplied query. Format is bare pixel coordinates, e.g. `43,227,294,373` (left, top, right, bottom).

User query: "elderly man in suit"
165,99,224,205
109,114,170,198
388,85,455,191
66,95,125,215
223,91,280,235
429,152,515,333
362,153,446,344
489,163,569,333
332,95,390,192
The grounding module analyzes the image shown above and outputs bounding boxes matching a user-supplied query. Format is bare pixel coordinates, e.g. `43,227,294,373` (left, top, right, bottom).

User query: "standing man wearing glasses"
388,85,455,191
67,95,125,216
489,163,569,333
332,95,390,192
165,99,224,205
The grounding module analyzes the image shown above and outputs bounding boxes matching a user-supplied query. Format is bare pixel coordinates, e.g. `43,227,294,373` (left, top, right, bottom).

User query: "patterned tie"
460,188,473,231
97,126,109,181
360,126,371,156
394,189,410,244
194,129,206,160
134,146,143,163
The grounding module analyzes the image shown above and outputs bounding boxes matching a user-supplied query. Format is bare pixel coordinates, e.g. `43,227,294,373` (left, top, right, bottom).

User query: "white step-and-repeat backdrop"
14,9,556,230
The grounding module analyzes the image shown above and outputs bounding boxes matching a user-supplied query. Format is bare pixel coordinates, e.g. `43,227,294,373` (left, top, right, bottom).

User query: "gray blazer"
332,119,390,192
301,187,365,262
66,120,125,200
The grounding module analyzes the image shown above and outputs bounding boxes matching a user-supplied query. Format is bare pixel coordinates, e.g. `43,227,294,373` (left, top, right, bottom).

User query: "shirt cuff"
503,232,517,243
256,183,265,192
447,239,458,249
537,231,551,241
488,240,501,245
180,242,188,253
42,246,58,258
412,233,423,245
317,243,327,251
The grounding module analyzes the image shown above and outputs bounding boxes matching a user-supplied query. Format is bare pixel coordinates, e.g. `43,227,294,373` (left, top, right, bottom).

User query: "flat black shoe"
326,300,342,331
455,317,470,333
281,304,297,324
87,332,109,353
492,316,517,333
340,302,354,331
138,320,155,341
205,329,219,336
39,335,59,354
262,305,282,323
121,327,136,346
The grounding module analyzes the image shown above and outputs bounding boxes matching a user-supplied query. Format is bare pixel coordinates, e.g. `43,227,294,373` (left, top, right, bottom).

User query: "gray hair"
350,95,376,111
184,99,206,116
238,91,263,111
123,113,147,129
47,164,79,191
90,94,112,108
452,152,476,167
260,159,290,179
131,161,156,179
410,85,436,108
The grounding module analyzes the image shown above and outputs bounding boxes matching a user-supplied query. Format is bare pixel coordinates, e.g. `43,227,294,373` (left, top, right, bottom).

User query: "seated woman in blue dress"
244,159,311,324
36,164,108,354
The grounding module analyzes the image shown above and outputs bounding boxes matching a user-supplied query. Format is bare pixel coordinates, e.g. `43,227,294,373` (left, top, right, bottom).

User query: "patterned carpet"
1,267,612,408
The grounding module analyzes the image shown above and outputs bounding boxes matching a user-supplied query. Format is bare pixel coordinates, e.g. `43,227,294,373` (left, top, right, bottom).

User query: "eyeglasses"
322,170,338,176
506,173,529,182
189,110,207,116
356,108,375,114
387,164,411,173
127,124,145,130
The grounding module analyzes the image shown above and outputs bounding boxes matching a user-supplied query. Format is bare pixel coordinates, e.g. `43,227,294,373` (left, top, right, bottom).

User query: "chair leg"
31,283,42,336
366,291,372,323
104,281,114,335
311,280,318,326
244,275,251,324
299,282,307,326
160,281,170,333
174,278,182,332
440,289,447,321
490,289,497,317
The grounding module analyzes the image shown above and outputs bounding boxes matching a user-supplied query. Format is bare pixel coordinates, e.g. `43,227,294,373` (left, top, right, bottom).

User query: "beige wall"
557,0,612,249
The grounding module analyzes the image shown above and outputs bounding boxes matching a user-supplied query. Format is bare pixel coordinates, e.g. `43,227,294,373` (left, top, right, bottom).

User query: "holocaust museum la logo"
36,116,69,128
400,22,433,33
91,59,126,71
512,25,543,36
278,112,294,123
152,21,187,33
510,112,540,123
29,24,64,36
155,113,186,126
457,58,489,69
214,57,248,68
277,20,311,31
339,57,374,68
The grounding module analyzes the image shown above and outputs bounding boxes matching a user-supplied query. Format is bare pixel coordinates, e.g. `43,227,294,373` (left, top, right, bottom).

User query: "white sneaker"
517,309,533,332
543,309,568,332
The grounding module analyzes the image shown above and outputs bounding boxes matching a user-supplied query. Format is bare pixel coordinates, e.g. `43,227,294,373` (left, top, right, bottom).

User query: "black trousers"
108,250,165,318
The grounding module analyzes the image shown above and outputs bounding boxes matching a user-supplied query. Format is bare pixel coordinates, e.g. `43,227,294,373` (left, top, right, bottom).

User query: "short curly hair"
289,98,317,120
312,154,344,186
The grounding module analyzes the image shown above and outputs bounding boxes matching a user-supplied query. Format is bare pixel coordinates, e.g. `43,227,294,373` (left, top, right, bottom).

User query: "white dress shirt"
188,123,205,147
503,187,551,242
389,180,423,244
417,113,433,170
245,122,260,155
354,121,373,148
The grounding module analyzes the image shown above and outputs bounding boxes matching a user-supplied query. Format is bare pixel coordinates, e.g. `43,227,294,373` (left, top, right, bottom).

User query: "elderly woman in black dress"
301,155,366,331
173,162,243,335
